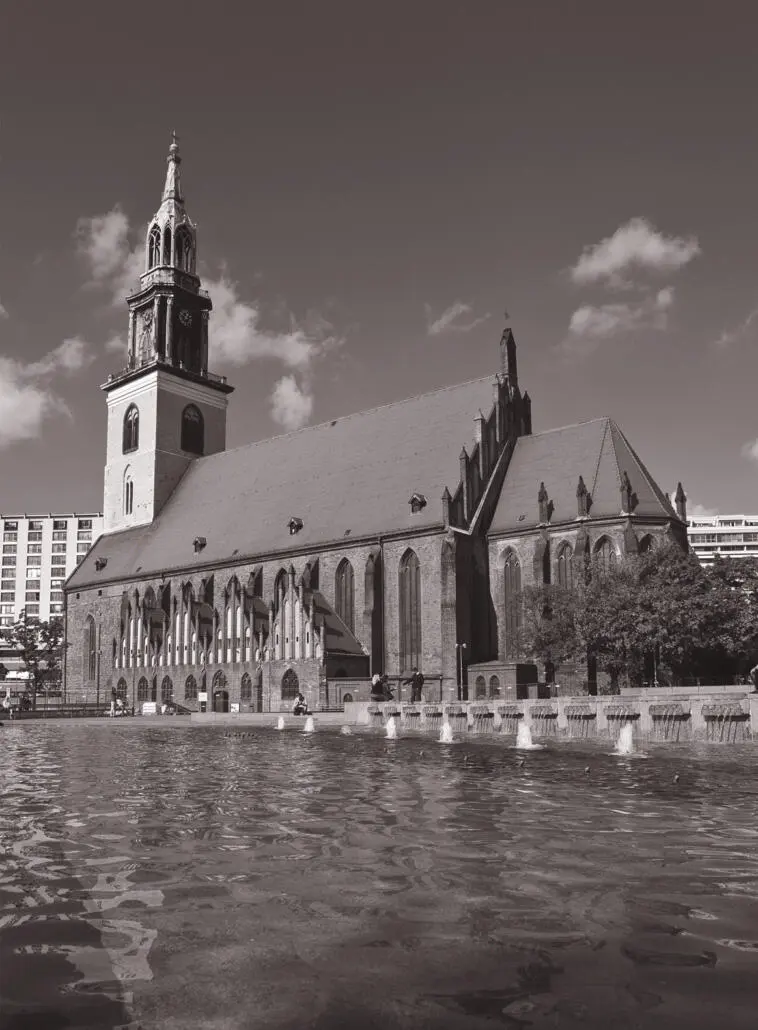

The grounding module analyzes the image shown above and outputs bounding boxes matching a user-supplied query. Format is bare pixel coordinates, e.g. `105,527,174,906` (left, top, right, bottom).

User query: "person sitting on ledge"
292,692,307,716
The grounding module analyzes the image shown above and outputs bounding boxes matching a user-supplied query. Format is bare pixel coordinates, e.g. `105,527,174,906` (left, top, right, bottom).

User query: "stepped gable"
69,376,496,588
488,417,676,534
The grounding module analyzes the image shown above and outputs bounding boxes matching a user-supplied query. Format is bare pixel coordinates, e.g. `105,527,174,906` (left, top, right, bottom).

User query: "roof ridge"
196,374,497,462
522,416,610,441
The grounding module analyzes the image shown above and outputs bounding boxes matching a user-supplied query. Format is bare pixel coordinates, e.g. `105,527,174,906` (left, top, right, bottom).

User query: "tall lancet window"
148,225,161,268
175,228,193,272
503,550,522,659
335,558,355,633
399,549,422,672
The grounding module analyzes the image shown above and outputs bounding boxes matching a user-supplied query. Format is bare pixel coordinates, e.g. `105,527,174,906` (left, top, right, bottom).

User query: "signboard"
141,701,158,715
198,692,208,702
230,702,240,714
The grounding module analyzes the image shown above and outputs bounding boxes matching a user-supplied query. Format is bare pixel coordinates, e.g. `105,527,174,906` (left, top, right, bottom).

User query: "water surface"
2,721,758,1029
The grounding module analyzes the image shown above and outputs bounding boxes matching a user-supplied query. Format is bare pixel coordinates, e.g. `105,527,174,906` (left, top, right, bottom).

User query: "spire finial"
162,130,183,203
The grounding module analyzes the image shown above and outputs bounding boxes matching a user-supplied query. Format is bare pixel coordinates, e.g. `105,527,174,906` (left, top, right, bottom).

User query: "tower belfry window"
148,225,161,268
123,404,139,453
163,226,172,265
181,404,204,455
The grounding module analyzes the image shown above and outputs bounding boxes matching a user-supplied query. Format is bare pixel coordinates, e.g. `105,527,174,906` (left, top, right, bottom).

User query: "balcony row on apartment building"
687,514,758,566
0,513,104,635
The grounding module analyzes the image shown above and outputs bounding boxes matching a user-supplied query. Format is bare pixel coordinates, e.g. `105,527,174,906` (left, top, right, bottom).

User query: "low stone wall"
344,691,758,743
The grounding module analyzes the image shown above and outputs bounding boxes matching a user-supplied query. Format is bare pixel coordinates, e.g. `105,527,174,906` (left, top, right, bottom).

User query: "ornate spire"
162,130,183,205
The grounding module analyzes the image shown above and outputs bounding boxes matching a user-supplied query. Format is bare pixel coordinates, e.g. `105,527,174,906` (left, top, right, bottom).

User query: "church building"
64,139,688,711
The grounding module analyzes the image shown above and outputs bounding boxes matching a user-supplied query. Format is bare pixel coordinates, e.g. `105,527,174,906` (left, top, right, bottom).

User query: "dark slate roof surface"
69,376,497,589
489,417,676,534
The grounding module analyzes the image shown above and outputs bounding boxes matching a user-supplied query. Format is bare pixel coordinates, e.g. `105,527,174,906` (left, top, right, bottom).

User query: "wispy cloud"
270,374,314,431
562,287,674,358
570,217,700,288
0,339,94,449
0,297,8,319
741,439,758,463
75,206,143,304
425,301,491,336
687,502,719,518
713,305,758,350
75,207,344,430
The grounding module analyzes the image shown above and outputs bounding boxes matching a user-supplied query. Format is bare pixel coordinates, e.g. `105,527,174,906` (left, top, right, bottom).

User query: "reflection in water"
2,723,758,1028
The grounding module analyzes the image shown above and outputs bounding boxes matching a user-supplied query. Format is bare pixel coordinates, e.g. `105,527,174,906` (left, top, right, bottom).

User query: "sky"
1,0,757,517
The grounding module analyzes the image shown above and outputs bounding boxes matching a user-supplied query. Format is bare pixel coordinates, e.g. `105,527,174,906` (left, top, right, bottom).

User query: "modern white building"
686,514,758,565
0,513,104,633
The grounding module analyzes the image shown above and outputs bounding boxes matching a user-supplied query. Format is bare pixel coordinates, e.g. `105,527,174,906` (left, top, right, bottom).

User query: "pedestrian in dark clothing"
403,668,424,703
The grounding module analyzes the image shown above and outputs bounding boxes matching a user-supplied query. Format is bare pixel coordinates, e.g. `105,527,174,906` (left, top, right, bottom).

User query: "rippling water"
2,721,758,1029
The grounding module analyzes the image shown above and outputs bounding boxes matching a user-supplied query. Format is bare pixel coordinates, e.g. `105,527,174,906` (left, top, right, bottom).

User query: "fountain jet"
304,716,315,733
385,716,398,739
439,720,454,744
614,723,634,755
515,723,543,750
276,716,285,730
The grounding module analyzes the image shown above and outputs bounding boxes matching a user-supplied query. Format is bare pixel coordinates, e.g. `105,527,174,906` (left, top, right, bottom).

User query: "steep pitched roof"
69,376,497,589
488,417,676,535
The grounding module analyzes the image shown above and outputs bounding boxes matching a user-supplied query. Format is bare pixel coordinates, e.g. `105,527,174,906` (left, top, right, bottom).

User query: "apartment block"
0,513,104,633
687,514,758,566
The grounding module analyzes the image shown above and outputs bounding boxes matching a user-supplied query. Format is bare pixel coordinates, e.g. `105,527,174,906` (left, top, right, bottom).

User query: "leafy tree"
519,584,582,676
8,611,66,709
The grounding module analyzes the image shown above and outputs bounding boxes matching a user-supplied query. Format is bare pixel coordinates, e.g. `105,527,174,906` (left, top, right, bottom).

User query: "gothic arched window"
185,674,198,701
148,225,161,268
161,676,173,703
639,534,656,554
335,558,355,633
281,668,299,701
137,677,150,703
116,677,127,701
181,404,204,455
123,404,139,453
475,675,487,699
489,675,501,699
594,537,616,577
399,549,422,673
175,228,193,272
503,550,522,659
162,226,172,266
240,672,252,701
83,615,97,682
557,544,573,590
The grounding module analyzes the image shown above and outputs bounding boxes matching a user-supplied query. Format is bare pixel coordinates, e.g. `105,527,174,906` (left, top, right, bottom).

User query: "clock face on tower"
178,309,193,327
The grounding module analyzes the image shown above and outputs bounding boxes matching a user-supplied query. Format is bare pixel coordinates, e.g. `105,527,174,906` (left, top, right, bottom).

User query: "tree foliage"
518,544,757,687
7,611,65,709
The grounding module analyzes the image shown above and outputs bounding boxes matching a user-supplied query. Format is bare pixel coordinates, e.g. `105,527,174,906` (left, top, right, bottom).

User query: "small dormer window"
409,493,427,515
94,557,108,571
288,517,304,535
193,536,207,553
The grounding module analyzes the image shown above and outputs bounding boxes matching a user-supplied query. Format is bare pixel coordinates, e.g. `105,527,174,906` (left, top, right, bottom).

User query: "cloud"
688,502,718,518
562,287,674,357
104,334,126,354
425,301,491,336
0,297,7,319
206,276,341,369
713,306,758,350
75,205,143,304
741,439,758,463
270,374,314,431
21,337,94,378
0,339,93,449
570,217,700,287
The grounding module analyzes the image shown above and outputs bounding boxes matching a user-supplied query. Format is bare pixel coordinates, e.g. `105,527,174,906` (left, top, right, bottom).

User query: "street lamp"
456,642,467,701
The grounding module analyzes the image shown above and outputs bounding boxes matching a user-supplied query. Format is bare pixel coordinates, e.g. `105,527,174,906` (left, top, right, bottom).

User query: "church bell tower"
101,135,234,533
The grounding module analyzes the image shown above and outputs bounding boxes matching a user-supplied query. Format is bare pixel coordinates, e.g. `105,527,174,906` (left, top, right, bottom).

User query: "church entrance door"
213,689,229,713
